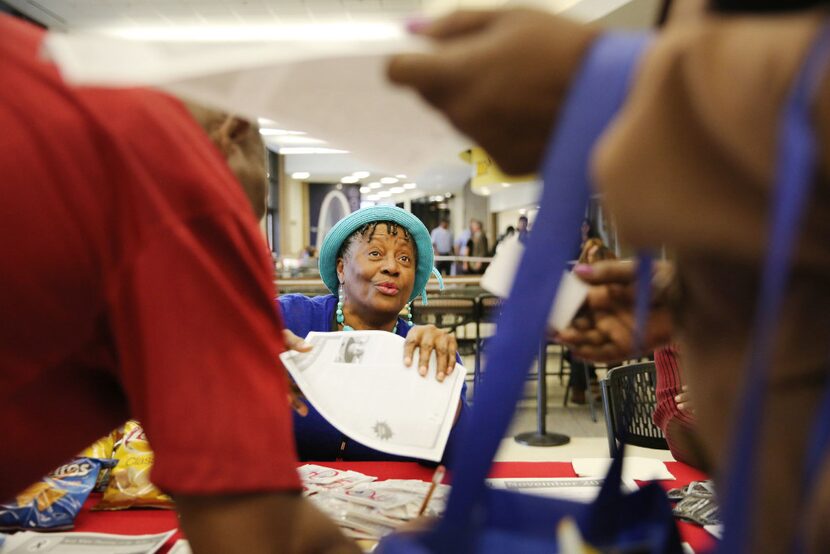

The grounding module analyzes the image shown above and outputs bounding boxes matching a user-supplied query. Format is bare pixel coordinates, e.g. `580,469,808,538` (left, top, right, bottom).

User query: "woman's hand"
675,385,694,414
402,325,459,382
554,260,676,362
282,329,312,416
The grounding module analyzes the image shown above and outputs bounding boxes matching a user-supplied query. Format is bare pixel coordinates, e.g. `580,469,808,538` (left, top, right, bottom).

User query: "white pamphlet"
0,530,174,554
487,477,638,503
42,34,470,177
280,331,466,462
572,457,676,482
480,237,589,331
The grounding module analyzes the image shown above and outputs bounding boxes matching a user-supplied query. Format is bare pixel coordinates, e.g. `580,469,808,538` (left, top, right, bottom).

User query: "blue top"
277,293,469,463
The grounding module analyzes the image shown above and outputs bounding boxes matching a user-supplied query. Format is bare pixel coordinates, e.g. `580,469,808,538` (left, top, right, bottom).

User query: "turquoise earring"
337,284,353,331
406,301,414,327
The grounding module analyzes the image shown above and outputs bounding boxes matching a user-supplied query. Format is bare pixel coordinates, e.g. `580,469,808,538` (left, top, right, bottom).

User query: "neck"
340,301,398,332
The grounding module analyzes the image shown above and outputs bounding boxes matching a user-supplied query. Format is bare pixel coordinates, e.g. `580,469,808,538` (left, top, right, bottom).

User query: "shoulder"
277,294,336,335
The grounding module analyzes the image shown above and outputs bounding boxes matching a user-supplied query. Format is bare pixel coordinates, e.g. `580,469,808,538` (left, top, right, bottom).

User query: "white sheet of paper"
481,237,588,331
42,34,470,176
572,457,676,482
486,477,638,503
280,331,466,462
0,530,174,554
167,540,192,554
704,524,723,540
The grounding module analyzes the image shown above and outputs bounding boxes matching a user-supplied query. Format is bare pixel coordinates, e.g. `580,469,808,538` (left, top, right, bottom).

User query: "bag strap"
431,32,652,553
717,23,830,554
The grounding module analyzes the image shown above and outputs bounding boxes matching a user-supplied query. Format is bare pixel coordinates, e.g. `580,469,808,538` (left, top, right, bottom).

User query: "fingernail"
674,395,681,402
419,366,428,376
404,357,412,366
406,17,430,33
437,372,445,382
574,264,593,277
302,341,312,349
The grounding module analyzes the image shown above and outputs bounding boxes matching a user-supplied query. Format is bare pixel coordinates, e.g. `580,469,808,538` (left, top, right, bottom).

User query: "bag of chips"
78,429,120,493
0,457,106,531
94,420,174,510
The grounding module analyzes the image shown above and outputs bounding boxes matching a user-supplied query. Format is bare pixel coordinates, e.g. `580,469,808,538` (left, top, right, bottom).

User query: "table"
71,461,715,553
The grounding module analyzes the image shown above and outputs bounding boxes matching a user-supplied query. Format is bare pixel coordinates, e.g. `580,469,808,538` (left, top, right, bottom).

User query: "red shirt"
0,15,299,499
653,345,698,465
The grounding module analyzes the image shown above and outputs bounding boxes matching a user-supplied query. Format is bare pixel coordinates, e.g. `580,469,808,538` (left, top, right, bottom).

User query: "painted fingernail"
406,17,430,33
574,264,593,276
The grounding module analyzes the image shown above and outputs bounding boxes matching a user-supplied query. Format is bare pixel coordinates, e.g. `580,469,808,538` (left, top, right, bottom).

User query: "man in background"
431,217,454,275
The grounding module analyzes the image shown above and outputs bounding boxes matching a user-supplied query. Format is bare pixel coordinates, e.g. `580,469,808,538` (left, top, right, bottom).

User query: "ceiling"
6,0,660,202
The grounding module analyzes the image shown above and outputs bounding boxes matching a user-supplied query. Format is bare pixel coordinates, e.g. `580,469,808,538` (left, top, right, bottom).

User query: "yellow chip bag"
79,429,119,492
94,420,174,510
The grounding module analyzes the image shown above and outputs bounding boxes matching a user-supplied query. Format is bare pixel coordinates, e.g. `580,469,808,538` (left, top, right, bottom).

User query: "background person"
278,206,469,462
430,217,454,275
0,14,357,554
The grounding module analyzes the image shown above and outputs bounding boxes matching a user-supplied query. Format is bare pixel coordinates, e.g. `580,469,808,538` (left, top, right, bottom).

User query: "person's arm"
175,492,360,554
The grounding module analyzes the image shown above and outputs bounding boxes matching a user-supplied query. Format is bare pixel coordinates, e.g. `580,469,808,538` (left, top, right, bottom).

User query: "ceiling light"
390,187,404,194
481,188,491,196
367,194,380,201
359,186,371,194
444,193,452,198
378,191,392,198
368,182,382,189
402,182,417,190
519,208,527,215
265,136,325,145
291,171,310,179
279,147,349,154
396,174,407,179
353,171,371,179
501,182,512,188
341,176,360,184
380,177,399,184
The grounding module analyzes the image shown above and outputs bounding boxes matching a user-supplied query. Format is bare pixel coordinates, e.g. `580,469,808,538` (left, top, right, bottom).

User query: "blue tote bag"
377,31,684,554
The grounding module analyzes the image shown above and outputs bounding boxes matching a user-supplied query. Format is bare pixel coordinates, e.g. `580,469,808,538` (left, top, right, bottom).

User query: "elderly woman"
278,206,468,462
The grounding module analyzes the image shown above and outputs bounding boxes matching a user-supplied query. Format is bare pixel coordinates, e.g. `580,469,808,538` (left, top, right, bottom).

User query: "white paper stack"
572,457,676,482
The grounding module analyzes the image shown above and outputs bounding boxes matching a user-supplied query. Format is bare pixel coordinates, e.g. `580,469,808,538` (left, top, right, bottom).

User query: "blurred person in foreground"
388,2,830,551
0,13,358,554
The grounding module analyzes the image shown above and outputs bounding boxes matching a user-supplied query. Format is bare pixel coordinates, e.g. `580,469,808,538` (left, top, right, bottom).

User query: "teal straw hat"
319,205,442,304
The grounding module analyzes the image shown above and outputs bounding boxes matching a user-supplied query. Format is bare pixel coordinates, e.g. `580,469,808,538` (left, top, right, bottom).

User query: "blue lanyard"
428,32,652,553
718,23,830,554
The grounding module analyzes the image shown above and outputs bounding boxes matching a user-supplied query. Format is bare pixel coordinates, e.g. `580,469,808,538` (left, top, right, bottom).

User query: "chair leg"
601,379,617,457
585,363,597,423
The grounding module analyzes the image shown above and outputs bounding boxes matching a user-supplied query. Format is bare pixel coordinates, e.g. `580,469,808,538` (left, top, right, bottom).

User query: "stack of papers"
281,331,466,462
572,457,676,481
487,477,638,503
0,530,173,554
299,464,449,543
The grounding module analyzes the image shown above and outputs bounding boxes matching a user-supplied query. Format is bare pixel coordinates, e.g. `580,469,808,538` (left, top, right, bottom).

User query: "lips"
375,282,400,295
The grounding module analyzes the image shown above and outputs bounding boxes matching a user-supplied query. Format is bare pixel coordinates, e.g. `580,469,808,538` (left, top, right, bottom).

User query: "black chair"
601,362,669,457
410,296,478,355
474,294,503,391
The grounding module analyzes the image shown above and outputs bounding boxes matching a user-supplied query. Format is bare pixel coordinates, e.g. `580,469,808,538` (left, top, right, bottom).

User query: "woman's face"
337,224,416,320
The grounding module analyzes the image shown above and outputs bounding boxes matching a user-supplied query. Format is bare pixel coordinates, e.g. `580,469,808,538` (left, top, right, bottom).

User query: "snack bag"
78,428,120,492
0,457,105,530
94,420,174,510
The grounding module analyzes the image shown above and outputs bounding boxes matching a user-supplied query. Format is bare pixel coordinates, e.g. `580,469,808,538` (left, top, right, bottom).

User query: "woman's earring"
336,284,346,326
406,301,414,327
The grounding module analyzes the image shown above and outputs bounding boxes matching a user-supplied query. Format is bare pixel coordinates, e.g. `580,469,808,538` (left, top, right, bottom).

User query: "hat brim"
318,206,435,303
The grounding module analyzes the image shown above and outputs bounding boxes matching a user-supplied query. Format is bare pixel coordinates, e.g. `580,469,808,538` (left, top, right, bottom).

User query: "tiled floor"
459,349,676,464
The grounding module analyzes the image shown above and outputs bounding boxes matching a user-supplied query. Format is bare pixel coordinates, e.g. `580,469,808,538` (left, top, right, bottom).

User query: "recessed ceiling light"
481,188,490,196
396,174,407,179
501,182,511,188
444,193,452,198
378,191,392,198
368,182,382,189
390,187,404,194
359,186,370,194
380,177,399,184
259,128,306,136
341,176,360,184
367,194,380,201
519,209,527,215
291,172,310,179
402,182,417,189
353,171,371,179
